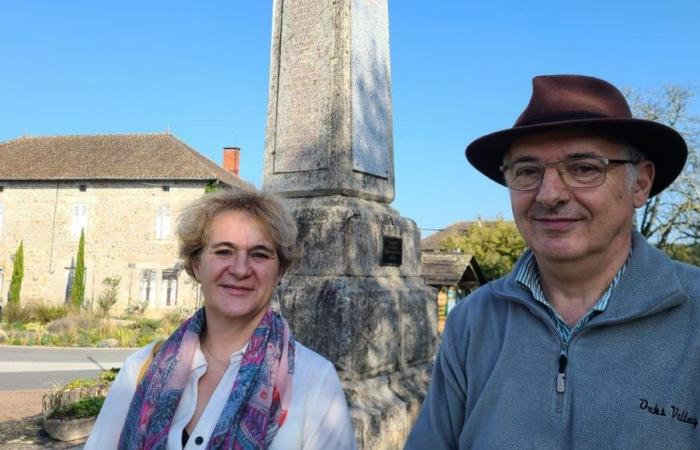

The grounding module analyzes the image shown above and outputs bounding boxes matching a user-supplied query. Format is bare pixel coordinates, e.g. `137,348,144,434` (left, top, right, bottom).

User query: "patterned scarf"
118,307,295,450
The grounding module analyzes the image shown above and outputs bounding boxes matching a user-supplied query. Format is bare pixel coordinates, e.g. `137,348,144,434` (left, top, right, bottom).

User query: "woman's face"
193,209,281,328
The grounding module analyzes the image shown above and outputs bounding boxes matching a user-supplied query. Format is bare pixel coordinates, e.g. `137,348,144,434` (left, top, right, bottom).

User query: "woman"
86,188,356,449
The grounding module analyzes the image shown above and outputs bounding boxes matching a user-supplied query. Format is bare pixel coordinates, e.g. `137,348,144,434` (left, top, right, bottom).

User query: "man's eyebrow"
507,152,601,163
566,152,599,159
507,155,539,163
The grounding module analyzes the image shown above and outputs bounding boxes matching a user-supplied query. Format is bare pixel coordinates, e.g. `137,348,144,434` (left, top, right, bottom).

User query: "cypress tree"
70,229,86,310
8,241,24,306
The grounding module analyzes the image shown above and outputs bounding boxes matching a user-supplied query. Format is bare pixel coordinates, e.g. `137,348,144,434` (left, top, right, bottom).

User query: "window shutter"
162,206,171,238
155,208,163,239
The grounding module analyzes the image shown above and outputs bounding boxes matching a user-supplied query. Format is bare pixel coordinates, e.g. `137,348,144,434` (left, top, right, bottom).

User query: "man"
406,75,700,449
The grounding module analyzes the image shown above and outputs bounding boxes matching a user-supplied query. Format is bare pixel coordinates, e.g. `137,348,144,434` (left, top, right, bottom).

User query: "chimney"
223,147,240,176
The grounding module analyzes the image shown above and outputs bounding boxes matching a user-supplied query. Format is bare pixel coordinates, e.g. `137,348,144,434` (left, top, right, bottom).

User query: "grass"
1,301,192,347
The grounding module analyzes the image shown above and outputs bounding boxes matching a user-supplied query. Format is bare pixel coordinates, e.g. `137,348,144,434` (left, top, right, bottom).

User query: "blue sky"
1,1,698,236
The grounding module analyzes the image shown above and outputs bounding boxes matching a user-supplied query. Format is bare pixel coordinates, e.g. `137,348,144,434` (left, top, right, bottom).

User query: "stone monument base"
276,196,437,448
344,365,432,450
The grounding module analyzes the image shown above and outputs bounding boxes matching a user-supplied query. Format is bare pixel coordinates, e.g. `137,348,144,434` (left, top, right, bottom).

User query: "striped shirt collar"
515,250,630,343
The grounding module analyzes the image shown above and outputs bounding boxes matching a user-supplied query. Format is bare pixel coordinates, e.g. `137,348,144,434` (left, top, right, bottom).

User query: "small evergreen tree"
70,229,86,310
8,241,24,306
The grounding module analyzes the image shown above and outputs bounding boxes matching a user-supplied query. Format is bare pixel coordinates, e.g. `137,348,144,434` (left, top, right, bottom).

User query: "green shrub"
3,301,28,324
133,317,162,333
47,396,105,420
162,306,193,326
97,276,120,317
123,300,149,318
8,241,24,307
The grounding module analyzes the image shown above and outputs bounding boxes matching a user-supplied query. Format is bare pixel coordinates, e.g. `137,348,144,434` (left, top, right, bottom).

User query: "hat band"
517,111,611,127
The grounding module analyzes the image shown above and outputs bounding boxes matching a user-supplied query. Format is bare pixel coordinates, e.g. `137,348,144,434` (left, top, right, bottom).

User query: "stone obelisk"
263,0,437,448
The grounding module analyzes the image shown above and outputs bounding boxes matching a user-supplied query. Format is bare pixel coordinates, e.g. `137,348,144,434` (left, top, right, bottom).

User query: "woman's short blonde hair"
177,187,301,279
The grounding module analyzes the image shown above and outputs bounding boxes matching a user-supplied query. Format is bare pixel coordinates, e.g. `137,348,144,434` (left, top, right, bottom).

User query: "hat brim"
465,118,688,197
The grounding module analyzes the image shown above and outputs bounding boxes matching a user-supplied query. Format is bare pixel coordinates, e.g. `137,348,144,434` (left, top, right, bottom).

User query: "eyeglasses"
499,156,639,191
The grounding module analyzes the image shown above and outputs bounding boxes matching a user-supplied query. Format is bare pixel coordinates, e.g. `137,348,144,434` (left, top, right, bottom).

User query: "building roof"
421,221,474,252
0,133,245,186
421,252,487,287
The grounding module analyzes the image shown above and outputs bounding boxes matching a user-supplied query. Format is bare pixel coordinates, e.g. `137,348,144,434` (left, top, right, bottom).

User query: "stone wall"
0,180,206,312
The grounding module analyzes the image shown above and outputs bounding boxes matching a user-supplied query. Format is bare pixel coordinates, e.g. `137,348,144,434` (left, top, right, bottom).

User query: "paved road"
0,345,136,390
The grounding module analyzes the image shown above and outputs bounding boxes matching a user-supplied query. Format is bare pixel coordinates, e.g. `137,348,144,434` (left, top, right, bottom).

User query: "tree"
8,241,24,306
70,229,86,310
97,276,121,317
439,217,526,280
625,85,700,262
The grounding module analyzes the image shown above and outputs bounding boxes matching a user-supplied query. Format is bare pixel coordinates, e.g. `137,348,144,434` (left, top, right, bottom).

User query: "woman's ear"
192,262,201,283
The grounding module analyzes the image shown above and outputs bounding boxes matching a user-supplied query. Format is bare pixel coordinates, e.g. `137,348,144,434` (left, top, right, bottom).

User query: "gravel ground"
0,390,86,449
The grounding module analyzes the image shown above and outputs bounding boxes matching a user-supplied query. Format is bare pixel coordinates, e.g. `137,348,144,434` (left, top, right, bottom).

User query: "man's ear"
633,160,655,208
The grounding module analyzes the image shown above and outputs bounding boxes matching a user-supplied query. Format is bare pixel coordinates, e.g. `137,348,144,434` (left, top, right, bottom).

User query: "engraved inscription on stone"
351,0,391,178
273,1,333,173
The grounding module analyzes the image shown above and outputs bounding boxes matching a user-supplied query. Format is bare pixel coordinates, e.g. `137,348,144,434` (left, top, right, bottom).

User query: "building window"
161,270,178,306
162,186,170,192
79,184,87,192
71,204,88,237
139,269,157,303
155,205,171,240
0,204,4,236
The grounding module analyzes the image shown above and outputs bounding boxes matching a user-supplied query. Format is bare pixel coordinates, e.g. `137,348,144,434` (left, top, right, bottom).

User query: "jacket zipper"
555,348,568,414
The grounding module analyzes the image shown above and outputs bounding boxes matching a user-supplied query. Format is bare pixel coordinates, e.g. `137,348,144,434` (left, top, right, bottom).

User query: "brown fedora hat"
465,75,687,197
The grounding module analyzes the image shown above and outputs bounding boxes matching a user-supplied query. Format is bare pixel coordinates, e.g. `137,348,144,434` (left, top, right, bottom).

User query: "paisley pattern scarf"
118,307,295,450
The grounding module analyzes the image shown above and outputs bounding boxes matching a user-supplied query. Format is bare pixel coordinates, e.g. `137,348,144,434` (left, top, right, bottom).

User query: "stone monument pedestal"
264,1,438,447
276,197,437,448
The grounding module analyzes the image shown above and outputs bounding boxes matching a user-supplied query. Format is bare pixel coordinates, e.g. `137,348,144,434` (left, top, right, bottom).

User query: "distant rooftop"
421,221,474,252
0,133,245,186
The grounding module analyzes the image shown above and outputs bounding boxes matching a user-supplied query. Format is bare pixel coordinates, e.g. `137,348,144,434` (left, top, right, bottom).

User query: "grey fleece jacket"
406,231,700,450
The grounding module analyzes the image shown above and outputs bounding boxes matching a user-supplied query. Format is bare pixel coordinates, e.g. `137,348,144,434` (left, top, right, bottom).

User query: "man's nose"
535,167,571,209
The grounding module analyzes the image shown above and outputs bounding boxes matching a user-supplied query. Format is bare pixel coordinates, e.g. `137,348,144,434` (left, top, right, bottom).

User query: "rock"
43,416,96,442
97,338,119,348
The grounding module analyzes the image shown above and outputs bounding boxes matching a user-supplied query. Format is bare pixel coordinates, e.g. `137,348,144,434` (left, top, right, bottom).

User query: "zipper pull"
556,354,568,393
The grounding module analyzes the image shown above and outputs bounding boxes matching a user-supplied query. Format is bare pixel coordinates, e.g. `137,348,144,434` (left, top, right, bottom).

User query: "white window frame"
161,270,178,306
139,269,157,303
155,205,172,240
71,204,88,238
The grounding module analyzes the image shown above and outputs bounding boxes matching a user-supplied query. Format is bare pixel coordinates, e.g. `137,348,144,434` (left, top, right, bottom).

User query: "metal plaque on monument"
263,0,437,448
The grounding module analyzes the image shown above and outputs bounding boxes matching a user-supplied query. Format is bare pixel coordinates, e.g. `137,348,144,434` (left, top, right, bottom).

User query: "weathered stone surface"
283,196,421,278
43,416,96,442
344,365,432,450
279,275,436,377
264,0,395,202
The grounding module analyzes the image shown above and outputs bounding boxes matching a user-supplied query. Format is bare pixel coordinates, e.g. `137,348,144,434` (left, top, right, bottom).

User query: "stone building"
0,133,246,313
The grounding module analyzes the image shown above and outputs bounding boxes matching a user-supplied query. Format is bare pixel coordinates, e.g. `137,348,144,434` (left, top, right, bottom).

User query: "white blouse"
85,341,357,450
